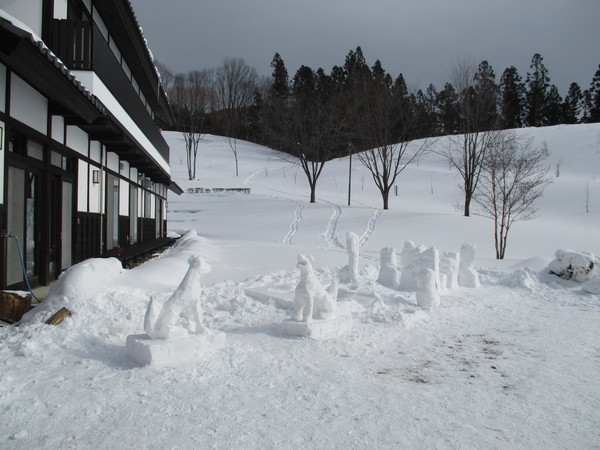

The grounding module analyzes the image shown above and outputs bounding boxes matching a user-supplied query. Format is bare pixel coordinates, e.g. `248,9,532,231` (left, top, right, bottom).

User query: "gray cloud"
131,0,599,93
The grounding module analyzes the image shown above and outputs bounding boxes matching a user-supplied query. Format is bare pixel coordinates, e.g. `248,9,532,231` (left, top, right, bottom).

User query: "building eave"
0,15,105,124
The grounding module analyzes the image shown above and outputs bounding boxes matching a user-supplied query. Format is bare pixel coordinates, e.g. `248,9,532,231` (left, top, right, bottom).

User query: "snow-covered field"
1,124,599,448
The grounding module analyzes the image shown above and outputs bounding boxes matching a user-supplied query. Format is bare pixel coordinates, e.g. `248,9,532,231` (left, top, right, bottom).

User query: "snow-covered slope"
0,124,598,448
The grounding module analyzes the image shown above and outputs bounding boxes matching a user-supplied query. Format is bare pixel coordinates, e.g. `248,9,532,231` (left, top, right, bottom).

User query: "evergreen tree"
499,66,525,129
474,60,499,129
437,83,460,135
587,64,600,123
525,53,550,126
561,82,583,124
269,53,290,100
544,85,562,126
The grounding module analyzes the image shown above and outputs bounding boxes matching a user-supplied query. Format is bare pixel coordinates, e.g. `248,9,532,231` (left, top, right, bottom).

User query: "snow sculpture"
377,247,400,289
399,240,425,290
280,254,352,339
548,249,598,283
416,268,440,308
294,254,337,321
339,232,360,283
145,255,210,339
416,246,441,290
458,243,480,288
440,251,460,290
126,255,225,365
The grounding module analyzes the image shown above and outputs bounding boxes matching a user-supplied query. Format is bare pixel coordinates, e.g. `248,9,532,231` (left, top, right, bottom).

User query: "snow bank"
20,257,124,324
582,278,600,295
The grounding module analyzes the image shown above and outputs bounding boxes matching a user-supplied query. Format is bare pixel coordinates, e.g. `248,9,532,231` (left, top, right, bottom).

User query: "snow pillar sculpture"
416,268,440,308
378,247,400,289
340,232,360,284
458,243,480,288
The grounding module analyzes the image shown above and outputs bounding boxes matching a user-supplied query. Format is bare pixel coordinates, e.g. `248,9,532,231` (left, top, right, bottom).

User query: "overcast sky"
129,0,599,94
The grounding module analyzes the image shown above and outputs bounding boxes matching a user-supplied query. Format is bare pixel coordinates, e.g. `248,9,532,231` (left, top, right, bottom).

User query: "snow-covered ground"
1,124,599,448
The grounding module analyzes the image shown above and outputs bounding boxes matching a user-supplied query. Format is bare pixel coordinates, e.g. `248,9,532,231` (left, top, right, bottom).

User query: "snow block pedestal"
126,332,225,366
279,315,353,339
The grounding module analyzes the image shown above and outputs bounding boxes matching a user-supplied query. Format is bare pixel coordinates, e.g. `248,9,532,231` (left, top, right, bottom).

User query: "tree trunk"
464,192,472,217
382,190,389,210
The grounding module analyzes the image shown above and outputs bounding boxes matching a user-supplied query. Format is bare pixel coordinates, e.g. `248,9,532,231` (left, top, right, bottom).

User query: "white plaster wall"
0,64,6,112
70,71,170,175
119,179,129,216
78,160,88,212
130,167,138,183
0,120,4,204
10,74,47,135
89,141,101,163
88,166,102,213
51,116,65,144
106,152,119,173
150,193,155,219
53,0,67,19
120,160,129,177
138,187,143,217
1,0,43,36
66,126,88,156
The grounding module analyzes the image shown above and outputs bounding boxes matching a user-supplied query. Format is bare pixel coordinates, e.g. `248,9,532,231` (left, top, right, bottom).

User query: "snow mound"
21,257,124,324
547,250,599,283
582,278,600,295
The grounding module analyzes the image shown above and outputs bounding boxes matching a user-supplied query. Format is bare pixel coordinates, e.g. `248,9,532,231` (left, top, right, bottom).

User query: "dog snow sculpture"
294,254,337,322
145,255,211,339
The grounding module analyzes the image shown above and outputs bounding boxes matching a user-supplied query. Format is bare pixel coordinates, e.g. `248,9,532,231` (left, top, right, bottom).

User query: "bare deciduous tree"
437,60,501,216
352,61,430,209
474,131,551,259
167,69,215,180
214,58,258,176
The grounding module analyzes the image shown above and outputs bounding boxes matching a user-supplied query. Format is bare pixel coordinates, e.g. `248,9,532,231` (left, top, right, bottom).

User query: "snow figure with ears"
339,232,360,284
377,247,400,289
440,251,460,290
458,243,480,288
416,268,440,308
294,254,337,322
416,246,441,291
145,255,211,339
399,240,425,290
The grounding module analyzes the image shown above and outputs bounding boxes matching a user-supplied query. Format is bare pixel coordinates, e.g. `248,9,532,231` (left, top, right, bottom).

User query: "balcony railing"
49,19,169,164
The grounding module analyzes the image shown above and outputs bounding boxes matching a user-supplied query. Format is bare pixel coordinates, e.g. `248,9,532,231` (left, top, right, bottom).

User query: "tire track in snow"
359,209,382,246
321,204,345,249
283,203,304,244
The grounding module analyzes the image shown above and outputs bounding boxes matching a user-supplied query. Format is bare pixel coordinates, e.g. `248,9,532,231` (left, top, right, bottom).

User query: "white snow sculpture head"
458,243,480,288
144,255,211,339
399,240,425,290
378,247,400,289
548,249,598,283
294,254,337,322
440,251,460,290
